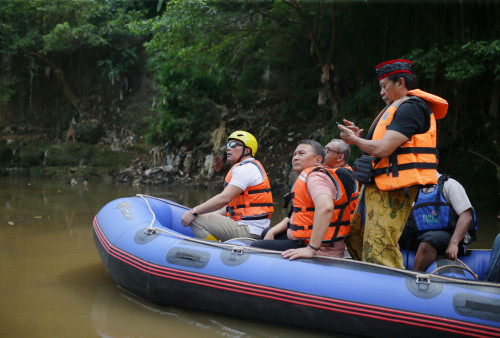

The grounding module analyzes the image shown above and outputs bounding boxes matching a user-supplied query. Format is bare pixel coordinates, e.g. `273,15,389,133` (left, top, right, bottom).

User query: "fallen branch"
468,149,499,169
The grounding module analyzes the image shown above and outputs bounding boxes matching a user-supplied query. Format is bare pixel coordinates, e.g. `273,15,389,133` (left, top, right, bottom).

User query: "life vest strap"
283,191,294,209
289,220,350,231
326,234,350,242
395,147,437,155
334,201,350,209
227,202,274,210
298,202,349,212
292,206,315,213
246,188,271,194
436,174,449,199
373,162,437,177
240,214,272,220
374,146,437,179
412,201,449,210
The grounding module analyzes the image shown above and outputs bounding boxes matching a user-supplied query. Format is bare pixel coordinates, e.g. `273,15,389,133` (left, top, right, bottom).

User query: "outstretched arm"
181,184,243,226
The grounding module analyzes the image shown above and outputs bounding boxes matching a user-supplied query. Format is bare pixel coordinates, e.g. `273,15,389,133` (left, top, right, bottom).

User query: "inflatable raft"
93,195,500,337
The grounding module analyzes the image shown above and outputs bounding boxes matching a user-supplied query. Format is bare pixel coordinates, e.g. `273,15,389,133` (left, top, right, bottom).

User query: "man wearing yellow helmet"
181,130,274,241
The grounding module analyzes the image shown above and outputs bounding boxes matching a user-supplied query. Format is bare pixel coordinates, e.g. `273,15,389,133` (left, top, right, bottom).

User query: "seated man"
399,172,477,271
325,139,358,214
251,139,357,259
181,130,273,241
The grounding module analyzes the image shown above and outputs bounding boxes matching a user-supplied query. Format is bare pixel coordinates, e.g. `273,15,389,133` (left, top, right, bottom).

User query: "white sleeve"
228,162,264,190
443,178,472,215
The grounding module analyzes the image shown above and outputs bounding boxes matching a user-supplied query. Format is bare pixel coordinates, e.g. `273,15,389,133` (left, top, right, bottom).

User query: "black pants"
250,228,304,251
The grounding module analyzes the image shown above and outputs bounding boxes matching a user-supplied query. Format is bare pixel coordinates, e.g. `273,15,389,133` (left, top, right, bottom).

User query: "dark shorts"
399,228,466,256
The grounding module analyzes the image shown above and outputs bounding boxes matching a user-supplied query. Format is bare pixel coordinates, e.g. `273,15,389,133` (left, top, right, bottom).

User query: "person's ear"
315,155,323,165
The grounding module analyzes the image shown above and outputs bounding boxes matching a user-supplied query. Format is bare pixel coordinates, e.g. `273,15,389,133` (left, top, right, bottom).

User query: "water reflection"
90,285,331,338
0,177,323,337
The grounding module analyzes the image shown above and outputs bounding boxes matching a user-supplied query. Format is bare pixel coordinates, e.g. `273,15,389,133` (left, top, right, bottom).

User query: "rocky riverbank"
0,123,298,190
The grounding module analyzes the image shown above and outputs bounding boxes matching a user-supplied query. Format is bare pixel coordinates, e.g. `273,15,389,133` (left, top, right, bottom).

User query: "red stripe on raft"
92,219,500,338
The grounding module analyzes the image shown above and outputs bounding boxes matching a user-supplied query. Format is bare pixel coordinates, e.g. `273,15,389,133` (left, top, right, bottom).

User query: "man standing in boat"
251,139,357,259
338,59,448,269
181,130,274,241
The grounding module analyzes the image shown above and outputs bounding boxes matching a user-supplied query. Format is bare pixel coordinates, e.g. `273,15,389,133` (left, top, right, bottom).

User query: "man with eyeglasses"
325,139,359,219
251,139,357,259
324,139,351,168
181,130,274,241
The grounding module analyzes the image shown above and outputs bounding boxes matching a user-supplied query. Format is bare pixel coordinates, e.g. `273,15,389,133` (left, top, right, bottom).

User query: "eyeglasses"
325,148,338,155
226,141,244,149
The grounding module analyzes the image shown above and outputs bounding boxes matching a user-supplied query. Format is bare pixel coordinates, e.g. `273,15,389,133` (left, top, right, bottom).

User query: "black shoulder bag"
352,155,375,185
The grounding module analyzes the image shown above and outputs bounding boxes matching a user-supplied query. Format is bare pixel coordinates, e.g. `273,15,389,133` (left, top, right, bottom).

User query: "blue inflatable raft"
93,195,500,337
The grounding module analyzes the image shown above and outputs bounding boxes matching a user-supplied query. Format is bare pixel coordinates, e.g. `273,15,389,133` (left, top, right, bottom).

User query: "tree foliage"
131,0,343,145
131,1,499,153
1,0,499,200
0,0,145,124
127,0,500,201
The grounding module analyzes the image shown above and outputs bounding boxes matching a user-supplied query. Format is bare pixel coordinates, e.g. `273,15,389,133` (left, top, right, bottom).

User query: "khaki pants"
191,213,261,241
347,184,418,269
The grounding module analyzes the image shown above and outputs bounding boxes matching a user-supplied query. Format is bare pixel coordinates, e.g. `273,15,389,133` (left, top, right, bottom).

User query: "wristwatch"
308,243,320,251
190,208,198,216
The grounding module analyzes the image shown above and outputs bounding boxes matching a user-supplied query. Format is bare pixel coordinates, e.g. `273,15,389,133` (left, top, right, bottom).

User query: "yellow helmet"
228,130,258,156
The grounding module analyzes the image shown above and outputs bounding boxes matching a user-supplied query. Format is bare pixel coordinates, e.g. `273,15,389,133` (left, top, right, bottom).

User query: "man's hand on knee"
181,210,197,226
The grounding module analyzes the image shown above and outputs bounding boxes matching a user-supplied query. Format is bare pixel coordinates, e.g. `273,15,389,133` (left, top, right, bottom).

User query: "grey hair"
298,139,325,163
329,139,351,162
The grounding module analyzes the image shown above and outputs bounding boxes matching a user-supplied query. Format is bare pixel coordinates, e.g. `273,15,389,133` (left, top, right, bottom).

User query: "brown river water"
0,177,498,337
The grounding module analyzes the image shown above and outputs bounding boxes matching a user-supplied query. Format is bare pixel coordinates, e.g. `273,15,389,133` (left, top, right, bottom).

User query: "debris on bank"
1,123,295,191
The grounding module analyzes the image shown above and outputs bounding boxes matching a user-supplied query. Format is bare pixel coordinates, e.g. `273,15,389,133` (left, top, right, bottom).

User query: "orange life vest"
288,166,356,242
224,159,274,221
371,89,448,191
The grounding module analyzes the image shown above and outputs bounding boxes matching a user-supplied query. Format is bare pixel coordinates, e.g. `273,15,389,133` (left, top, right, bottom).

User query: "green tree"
132,0,345,146
408,40,500,190
0,0,144,116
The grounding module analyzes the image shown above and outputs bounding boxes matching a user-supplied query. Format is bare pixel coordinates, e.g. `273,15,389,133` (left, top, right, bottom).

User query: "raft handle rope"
456,258,479,279
138,193,160,234
428,259,479,280
135,194,497,287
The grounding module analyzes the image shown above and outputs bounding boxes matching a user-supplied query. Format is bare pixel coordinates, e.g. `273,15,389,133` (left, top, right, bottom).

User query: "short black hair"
298,139,325,163
387,72,417,90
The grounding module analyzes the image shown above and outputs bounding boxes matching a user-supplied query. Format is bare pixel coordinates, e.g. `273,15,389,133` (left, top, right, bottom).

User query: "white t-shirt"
227,159,271,235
